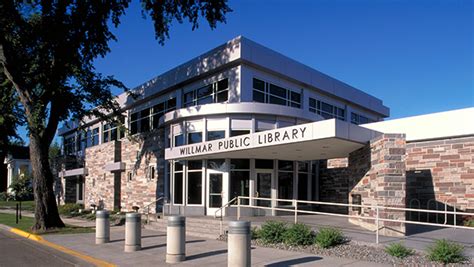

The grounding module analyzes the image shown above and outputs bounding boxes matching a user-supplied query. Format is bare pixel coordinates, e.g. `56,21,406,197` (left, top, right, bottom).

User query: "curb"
5,226,116,267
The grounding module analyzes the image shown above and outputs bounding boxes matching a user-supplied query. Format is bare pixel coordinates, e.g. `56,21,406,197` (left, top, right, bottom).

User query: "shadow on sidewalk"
186,249,228,261
141,239,206,251
265,256,322,266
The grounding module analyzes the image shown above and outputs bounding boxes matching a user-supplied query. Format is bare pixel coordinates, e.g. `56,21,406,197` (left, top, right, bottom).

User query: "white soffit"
165,119,381,161
361,108,474,142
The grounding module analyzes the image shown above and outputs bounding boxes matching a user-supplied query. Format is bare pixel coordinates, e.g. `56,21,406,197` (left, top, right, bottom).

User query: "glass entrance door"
206,171,225,216
256,172,272,207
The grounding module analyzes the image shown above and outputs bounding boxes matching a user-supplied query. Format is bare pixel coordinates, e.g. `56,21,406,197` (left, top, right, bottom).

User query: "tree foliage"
0,0,231,231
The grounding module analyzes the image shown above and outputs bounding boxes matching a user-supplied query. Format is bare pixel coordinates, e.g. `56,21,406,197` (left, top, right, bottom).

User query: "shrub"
9,174,33,201
314,227,344,248
58,203,83,215
251,226,260,240
0,192,12,201
259,221,287,244
427,239,466,264
464,219,474,227
385,242,414,258
282,223,315,246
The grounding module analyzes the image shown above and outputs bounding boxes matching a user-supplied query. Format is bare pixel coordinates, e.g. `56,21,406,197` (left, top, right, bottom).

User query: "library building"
58,36,474,236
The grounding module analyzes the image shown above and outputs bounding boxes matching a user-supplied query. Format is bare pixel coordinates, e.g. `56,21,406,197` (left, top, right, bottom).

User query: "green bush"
9,174,33,201
282,223,315,246
314,227,344,248
0,192,13,201
259,221,287,244
427,239,466,264
251,226,260,240
464,219,474,227
58,203,83,215
385,242,414,258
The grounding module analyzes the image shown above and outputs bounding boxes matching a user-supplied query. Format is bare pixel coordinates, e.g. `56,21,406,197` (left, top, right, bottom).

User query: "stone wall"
84,141,119,210
405,136,474,218
319,134,407,236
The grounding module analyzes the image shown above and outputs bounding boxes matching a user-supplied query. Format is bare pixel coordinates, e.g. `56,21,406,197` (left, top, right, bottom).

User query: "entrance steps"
144,216,226,240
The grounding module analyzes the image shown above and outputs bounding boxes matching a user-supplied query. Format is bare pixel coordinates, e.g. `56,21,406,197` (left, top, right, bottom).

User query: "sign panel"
165,123,314,160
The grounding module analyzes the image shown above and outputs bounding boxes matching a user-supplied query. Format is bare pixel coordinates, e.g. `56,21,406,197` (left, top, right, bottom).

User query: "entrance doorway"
255,170,273,208
206,171,226,216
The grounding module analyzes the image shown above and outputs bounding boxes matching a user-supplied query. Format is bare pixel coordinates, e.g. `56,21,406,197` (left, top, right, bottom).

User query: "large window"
64,135,76,155
309,97,345,121
351,112,374,125
91,128,99,146
278,160,294,205
174,134,184,147
187,160,202,205
173,161,184,204
297,162,309,200
183,78,229,107
207,130,225,141
130,97,176,135
188,132,202,144
252,78,301,108
230,159,250,205
103,120,125,143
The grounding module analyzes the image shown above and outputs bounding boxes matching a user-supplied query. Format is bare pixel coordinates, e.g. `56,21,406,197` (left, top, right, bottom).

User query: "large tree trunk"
29,134,64,231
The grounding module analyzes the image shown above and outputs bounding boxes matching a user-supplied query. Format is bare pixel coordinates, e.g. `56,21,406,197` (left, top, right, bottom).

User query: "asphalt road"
0,228,93,267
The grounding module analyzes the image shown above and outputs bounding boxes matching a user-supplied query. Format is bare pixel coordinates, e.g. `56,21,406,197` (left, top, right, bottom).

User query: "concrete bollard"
124,212,141,252
228,221,251,267
95,210,110,244
166,216,186,263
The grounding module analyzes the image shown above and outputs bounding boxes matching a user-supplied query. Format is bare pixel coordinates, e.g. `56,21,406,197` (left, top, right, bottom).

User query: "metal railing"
143,196,165,224
232,196,474,244
215,197,238,235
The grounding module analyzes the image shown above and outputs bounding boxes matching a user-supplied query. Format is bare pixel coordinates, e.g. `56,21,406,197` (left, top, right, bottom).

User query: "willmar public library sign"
165,123,314,160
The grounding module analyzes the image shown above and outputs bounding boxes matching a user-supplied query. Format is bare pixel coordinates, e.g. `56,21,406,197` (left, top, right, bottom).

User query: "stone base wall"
84,141,118,210
405,136,474,221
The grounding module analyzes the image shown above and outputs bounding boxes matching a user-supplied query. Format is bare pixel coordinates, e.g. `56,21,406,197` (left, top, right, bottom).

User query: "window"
128,172,133,181
230,159,250,205
351,112,373,125
78,130,89,151
278,160,294,205
230,130,250,137
255,159,274,169
130,98,176,135
174,161,184,204
187,160,202,205
188,132,202,144
64,135,76,155
174,134,184,147
91,128,99,146
207,130,225,141
252,78,301,108
297,162,309,200
309,97,345,121
103,120,125,143
183,78,229,107
149,166,155,180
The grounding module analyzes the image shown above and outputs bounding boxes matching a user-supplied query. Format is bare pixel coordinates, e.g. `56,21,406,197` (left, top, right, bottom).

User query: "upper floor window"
103,120,125,143
64,135,76,155
351,112,374,125
309,97,345,121
252,78,301,108
183,78,229,108
130,97,176,135
91,128,99,146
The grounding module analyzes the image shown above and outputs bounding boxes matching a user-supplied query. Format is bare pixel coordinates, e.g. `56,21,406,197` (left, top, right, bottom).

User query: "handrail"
215,196,238,219
143,196,164,224
233,196,474,244
215,196,238,235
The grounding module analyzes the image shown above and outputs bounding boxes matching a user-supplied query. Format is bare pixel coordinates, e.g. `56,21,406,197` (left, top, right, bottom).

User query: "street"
0,228,92,267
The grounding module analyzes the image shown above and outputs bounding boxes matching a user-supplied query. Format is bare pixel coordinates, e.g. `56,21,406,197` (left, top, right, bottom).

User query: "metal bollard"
166,216,186,263
124,212,141,252
95,210,110,244
228,221,251,267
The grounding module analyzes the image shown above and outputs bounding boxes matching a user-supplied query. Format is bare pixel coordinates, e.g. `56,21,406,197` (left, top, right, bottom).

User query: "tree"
0,1,231,231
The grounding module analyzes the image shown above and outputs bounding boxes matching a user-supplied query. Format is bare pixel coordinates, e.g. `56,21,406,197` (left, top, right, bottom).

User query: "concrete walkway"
44,226,389,267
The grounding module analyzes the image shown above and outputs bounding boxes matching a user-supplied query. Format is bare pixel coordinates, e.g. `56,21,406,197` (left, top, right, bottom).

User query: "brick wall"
406,136,474,216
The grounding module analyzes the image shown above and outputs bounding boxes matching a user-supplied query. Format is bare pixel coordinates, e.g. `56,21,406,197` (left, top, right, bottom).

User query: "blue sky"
20,0,474,142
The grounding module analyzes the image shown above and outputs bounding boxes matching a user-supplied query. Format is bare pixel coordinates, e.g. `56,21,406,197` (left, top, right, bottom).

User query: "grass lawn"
0,212,94,235
0,200,35,211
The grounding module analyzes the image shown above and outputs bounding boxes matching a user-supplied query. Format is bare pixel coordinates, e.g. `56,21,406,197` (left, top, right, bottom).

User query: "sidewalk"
44,226,389,267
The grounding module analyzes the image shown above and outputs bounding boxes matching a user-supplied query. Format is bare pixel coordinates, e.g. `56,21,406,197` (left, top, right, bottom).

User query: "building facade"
57,36,473,236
